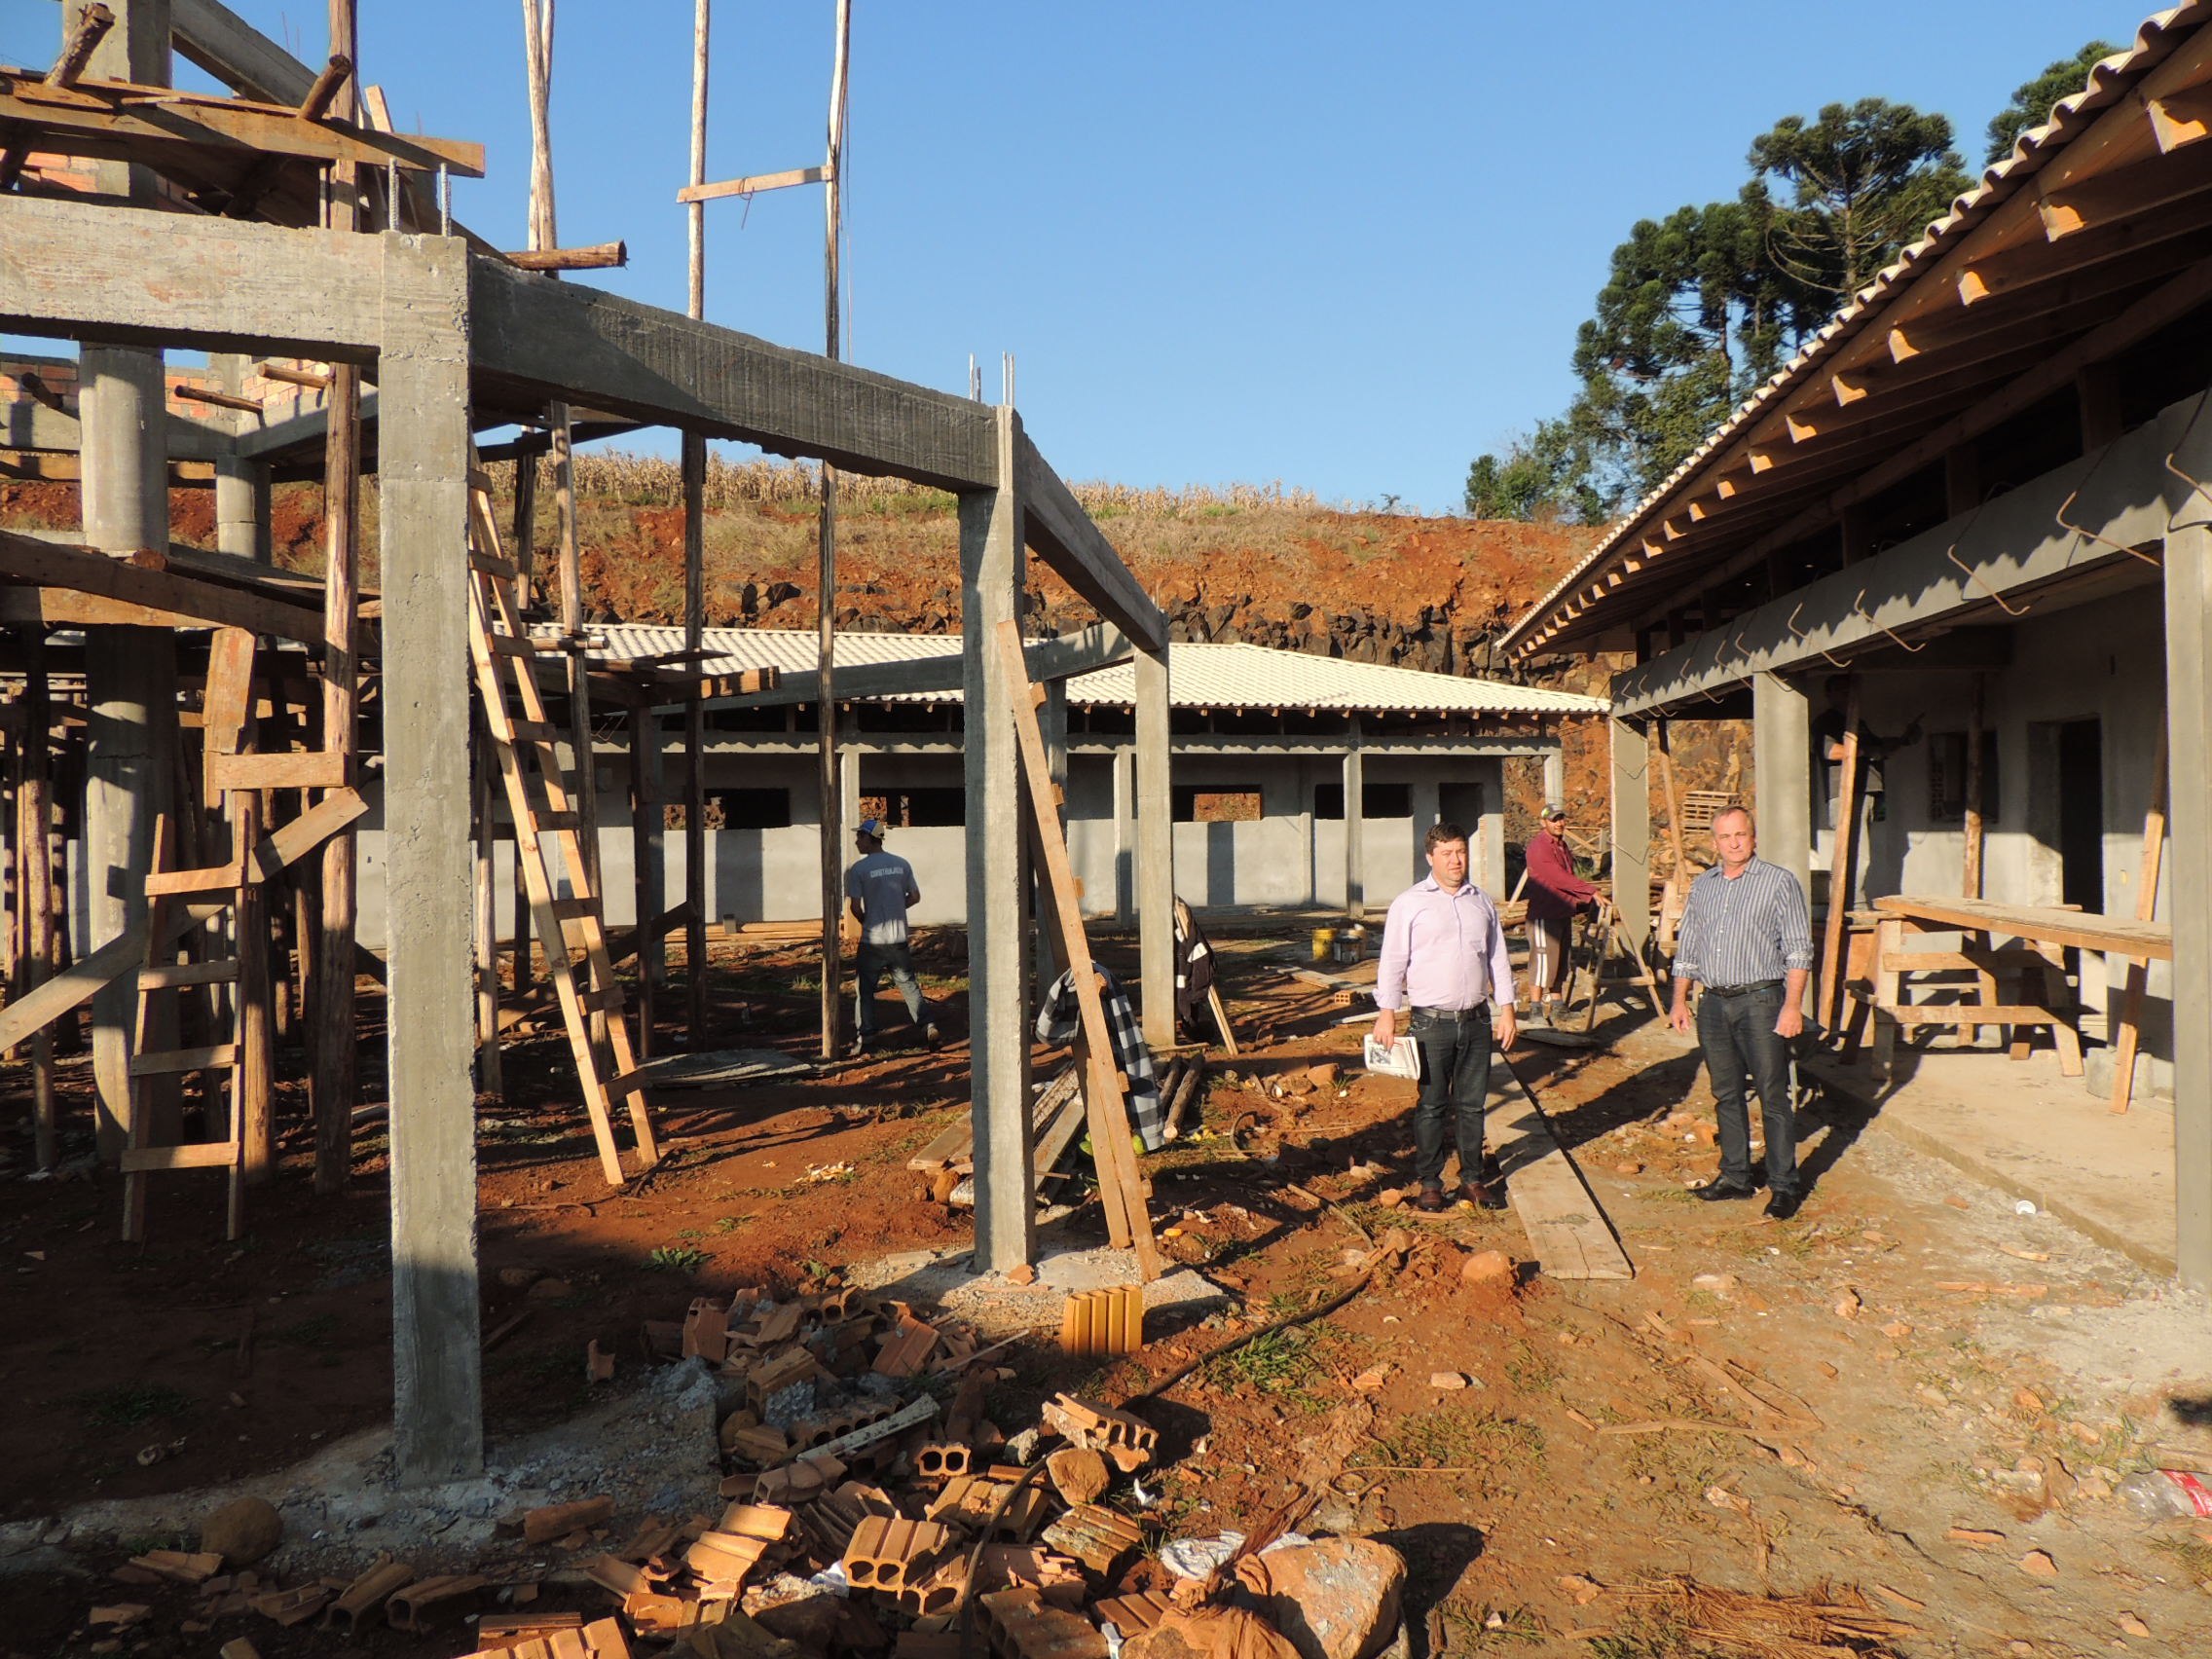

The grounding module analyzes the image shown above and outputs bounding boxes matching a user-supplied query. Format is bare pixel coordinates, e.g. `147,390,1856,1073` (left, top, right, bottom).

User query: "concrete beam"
2166,520,2212,1290
1610,392,2201,716
376,236,483,1484
961,408,1031,1271
0,195,385,358
467,258,994,491
0,396,235,462
1012,426,1169,654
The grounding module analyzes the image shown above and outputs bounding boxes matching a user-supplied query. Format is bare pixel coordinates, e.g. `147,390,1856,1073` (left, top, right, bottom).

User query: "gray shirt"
845,849,919,947
1674,856,1815,988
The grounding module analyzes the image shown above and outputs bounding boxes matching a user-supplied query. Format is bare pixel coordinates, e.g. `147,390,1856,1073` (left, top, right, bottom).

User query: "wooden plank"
205,750,348,792
0,76,483,176
1819,684,1862,1032
1485,1055,1633,1280
0,789,365,1054
677,166,827,203
994,621,1160,1279
1880,1006,2072,1027
172,0,319,103
121,1142,241,1172
0,530,332,645
1872,894,2171,960
466,257,996,492
129,1043,240,1076
2111,727,2169,1113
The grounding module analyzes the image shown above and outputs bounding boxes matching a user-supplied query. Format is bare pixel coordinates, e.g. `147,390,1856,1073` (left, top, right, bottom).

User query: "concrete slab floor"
1807,1045,2181,1276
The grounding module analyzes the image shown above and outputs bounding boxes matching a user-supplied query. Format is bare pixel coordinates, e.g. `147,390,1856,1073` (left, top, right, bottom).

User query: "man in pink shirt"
1372,823,1519,1211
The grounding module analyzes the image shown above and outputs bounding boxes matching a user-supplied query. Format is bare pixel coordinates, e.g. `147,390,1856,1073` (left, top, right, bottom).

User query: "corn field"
510,449,1327,517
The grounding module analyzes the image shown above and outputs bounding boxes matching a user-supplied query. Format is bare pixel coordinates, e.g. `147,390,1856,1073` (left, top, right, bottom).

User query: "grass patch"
1437,1604,1547,1649
1360,1402,1545,1471
77,1383,191,1429
2150,1531,2212,1590
645,1245,710,1274
713,1215,748,1235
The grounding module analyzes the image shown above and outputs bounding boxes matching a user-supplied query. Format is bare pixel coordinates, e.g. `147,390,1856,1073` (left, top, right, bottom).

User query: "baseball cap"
1540,803,1567,821
857,817,885,839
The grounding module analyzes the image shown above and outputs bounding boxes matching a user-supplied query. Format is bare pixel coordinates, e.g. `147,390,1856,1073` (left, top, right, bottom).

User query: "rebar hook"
1851,587,1926,653
1943,545,2031,617
1786,601,1851,668
2056,485,2164,569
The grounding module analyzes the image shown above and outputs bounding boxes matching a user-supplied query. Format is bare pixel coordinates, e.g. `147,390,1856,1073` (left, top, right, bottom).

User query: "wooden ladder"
121,815,246,1242
464,473,658,1185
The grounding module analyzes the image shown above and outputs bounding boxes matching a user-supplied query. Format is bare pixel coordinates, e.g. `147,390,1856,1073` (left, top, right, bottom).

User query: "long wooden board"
1873,894,2171,960
1486,1055,1634,1281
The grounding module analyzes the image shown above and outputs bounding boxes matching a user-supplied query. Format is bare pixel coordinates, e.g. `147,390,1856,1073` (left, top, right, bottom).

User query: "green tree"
1464,418,1607,522
1986,41,2120,162
1750,98,1970,304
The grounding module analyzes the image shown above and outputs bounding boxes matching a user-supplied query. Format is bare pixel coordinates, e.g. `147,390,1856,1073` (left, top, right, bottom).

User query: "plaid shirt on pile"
1034,965,1163,1151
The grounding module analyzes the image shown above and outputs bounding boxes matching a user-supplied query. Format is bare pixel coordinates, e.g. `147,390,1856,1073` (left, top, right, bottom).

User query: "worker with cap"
1524,803,1604,1026
845,817,939,1056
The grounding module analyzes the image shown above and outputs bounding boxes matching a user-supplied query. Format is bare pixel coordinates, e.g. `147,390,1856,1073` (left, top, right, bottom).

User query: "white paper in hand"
1362,1034,1421,1080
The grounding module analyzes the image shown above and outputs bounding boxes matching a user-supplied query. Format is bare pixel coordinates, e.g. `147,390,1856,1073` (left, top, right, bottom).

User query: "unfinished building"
0,0,1182,1482
1500,5,2212,1288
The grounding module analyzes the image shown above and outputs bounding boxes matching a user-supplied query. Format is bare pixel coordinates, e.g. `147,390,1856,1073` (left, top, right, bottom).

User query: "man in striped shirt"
1668,806,1815,1220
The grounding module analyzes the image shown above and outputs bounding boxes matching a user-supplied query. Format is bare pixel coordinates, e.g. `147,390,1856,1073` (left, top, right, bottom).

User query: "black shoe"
1764,1189,1804,1221
1694,1178,1758,1202
924,1022,941,1050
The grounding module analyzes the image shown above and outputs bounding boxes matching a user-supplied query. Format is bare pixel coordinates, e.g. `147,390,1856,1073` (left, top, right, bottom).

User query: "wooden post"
510,457,536,993
1963,674,1987,901
961,406,1030,1271
313,0,364,1196
1135,644,1174,1049
2110,727,2168,1114
1818,683,1863,1035
626,703,662,1063
1342,719,1364,920
21,632,56,1171
474,719,503,1094
682,0,711,1043
815,0,852,1060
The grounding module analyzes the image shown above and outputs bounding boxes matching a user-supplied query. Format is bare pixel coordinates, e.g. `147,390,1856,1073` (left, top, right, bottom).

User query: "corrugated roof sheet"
1501,1,2212,655
571,626,1607,715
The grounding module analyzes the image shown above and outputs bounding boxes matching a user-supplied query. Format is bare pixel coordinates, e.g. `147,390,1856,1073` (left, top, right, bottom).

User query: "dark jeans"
855,940,926,1037
1408,1007,1495,1187
1695,984,1798,1196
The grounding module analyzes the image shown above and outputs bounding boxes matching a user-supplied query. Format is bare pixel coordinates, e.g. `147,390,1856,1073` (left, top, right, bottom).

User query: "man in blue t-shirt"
844,818,939,1055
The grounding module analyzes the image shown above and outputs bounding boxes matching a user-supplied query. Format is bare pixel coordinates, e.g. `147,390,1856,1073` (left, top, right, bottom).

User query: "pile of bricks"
80,1287,1223,1657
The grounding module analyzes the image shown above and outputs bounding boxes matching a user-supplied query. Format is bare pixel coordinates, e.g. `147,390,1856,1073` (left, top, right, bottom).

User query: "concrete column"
378,234,483,1484
1477,760,1506,900
960,407,1031,1272
1542,748,1565,807
1610,718,1650,955
838,724,862,837
1752,672,1814,903
1135,646,1174,1048
210,353,272,561
1111,744,1135,924
2165,521,2212,1289
1343,717,1365,920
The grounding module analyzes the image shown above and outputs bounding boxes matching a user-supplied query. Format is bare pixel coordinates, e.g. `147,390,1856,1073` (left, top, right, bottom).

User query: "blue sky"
2,0,2148,510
